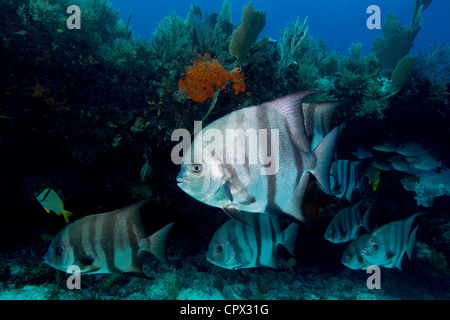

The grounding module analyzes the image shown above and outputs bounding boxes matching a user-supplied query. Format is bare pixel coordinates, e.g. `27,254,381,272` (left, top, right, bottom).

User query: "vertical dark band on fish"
127,217,141,273
253,213,262,267
101,212,121,274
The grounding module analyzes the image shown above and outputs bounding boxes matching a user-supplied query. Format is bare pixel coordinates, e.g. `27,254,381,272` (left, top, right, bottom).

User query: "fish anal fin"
222,205,250,225
238,195,256,206
386,250,396,260
285,172,310,223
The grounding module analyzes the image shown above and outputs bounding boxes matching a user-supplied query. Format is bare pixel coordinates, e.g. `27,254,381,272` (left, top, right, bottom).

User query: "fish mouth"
176,175,187,185
43,252,50,264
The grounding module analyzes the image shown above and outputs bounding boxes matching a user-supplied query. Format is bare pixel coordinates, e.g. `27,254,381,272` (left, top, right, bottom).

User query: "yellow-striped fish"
44,201,174,278
35,188,73,223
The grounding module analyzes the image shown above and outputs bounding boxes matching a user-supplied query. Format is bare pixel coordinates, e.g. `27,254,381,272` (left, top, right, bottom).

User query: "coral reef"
0,0,448,302
401,168,450,207
371,11,413,72
414,44,450,84
229,2,266,65
388,55,416,95
277,17,309,77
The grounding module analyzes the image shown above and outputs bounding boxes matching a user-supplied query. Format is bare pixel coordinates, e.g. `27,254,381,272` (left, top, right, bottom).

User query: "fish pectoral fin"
222,182,234,203
238,196,256,206
222,206,249,225
386,251,396,260
234,254,249,267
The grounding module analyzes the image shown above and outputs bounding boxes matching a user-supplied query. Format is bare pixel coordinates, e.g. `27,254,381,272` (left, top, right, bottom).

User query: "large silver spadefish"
176,91,340,223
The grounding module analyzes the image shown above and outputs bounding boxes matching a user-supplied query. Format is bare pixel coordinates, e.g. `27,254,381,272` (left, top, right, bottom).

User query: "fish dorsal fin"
266,91,322,152
118,200,150,220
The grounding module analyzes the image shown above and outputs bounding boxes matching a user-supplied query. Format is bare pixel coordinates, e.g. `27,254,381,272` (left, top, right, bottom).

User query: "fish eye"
192,164,202,173
216,245,223,253
373,244,378,251
54,247,63,256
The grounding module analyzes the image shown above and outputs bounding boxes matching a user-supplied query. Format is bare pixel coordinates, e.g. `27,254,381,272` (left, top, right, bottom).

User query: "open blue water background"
109,0,449,55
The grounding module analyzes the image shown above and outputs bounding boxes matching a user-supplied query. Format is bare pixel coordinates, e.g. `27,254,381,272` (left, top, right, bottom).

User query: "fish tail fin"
361,205,372,232
281,223,299,256
407,225,419,260
63,210,73,224
311,126,340,194
140,222,175,265
358,200,372,232
303,101,340,150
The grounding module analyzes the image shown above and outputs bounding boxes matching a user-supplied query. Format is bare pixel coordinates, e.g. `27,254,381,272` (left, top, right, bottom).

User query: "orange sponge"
178,54,245,103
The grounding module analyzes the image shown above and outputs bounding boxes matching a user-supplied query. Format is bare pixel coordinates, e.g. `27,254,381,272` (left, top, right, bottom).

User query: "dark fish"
44,201,174,278
361,212,425,270
207,212,298,270
330,159,365,203
324,200,371,244
341,233,371,270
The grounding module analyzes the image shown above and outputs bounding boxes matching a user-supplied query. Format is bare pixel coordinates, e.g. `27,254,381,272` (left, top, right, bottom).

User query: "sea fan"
414,43,450,84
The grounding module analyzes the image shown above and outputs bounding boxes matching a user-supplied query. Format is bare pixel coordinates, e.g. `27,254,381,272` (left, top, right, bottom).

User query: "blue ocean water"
0,0,449,304
110,0,450,55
